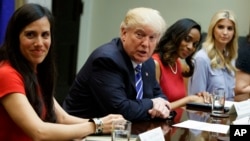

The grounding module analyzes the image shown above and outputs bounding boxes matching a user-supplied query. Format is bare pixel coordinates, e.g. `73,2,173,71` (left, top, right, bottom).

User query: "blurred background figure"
235,27,250,101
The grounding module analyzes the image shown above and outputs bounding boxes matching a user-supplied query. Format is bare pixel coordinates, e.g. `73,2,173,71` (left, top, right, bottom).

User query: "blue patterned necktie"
135,65,143,99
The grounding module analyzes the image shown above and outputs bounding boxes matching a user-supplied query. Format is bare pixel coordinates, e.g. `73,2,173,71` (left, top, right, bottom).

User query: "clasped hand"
148,97,171,119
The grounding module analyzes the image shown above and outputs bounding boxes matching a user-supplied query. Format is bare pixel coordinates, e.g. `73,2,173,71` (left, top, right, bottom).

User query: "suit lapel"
117,40,137,92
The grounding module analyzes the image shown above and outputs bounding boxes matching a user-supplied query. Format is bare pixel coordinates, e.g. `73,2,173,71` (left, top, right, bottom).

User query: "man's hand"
148,97,171,119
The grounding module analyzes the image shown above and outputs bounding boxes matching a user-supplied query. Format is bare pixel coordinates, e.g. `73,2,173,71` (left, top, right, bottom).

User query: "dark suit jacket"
63,38,167,121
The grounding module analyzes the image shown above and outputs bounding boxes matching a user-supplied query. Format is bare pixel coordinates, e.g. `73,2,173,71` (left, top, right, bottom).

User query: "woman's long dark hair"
154,18,202,77
0,3,57,122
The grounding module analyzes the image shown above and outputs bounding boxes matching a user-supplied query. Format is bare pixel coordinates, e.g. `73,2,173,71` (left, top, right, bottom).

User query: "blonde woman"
188,10,238,101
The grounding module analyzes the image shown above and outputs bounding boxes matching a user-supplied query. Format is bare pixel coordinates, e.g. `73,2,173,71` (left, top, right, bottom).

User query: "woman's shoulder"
152,53,160,60
194,49,209,62
152,53,165,68
0,61,25,98
0,61,21,78
195,48,207,56
0,61,16,72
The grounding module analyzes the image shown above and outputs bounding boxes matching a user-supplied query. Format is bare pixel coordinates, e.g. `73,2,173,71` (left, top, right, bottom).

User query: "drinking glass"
112,120,131,141
211,88,225,115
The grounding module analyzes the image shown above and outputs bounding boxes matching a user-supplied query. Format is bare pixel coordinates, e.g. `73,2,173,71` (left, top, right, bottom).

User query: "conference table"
83,107,236,141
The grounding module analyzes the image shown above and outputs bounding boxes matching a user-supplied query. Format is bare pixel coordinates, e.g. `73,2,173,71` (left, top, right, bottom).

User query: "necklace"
168,62,177,74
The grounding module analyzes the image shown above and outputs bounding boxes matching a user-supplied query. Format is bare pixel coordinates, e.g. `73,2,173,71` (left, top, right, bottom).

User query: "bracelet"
89,118,103,134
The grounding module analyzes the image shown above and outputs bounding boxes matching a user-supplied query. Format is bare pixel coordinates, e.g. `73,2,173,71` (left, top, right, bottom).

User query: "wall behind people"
24,0,51,10
78,0,250,72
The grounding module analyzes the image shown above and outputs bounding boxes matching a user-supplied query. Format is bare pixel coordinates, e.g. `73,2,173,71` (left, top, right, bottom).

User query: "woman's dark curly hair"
154,18,202,77
0,3,57,122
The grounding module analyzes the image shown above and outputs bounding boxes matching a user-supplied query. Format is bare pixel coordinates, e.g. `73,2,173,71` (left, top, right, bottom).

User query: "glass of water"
112,120,131,141
211,88,225,115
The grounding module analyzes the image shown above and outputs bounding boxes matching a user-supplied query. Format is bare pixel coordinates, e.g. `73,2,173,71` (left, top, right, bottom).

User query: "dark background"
52,0,83,105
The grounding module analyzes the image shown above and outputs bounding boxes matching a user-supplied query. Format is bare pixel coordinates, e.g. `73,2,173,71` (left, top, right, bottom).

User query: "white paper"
138,127,164,141
230,99,250,119
84,136,110,141
172,120,229,134
83,135,137,141
224,100,235,108
233,116,250,125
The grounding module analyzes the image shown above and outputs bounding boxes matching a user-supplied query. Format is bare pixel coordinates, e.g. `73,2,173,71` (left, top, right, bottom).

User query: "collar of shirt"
131,61,142,70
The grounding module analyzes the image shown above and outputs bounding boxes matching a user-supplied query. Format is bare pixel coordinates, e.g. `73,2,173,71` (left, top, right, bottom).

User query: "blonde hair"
120,7,166,40
203,9,238,72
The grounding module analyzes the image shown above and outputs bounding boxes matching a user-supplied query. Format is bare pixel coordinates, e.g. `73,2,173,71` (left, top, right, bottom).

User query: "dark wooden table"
132,107,236,141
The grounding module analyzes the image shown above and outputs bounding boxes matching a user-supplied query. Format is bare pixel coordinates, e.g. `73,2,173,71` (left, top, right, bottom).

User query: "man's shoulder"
144,57,155,65
92,38,122,56
86,38,130,68
142,57,156,72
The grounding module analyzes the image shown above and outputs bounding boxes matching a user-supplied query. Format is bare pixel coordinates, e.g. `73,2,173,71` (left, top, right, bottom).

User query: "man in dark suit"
63,7,171,121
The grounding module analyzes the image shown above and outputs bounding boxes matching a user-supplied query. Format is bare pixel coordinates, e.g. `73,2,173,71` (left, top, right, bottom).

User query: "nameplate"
230,125,250,139
230,99,250,119
138,127,164,141
233,116,250,125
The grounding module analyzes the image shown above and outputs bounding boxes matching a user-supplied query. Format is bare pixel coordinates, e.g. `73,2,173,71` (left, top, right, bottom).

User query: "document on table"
233,116,250,125
225,100,235,109
83,135,137,141
231,99,250,119
172,120,229,134
138,127,164,141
